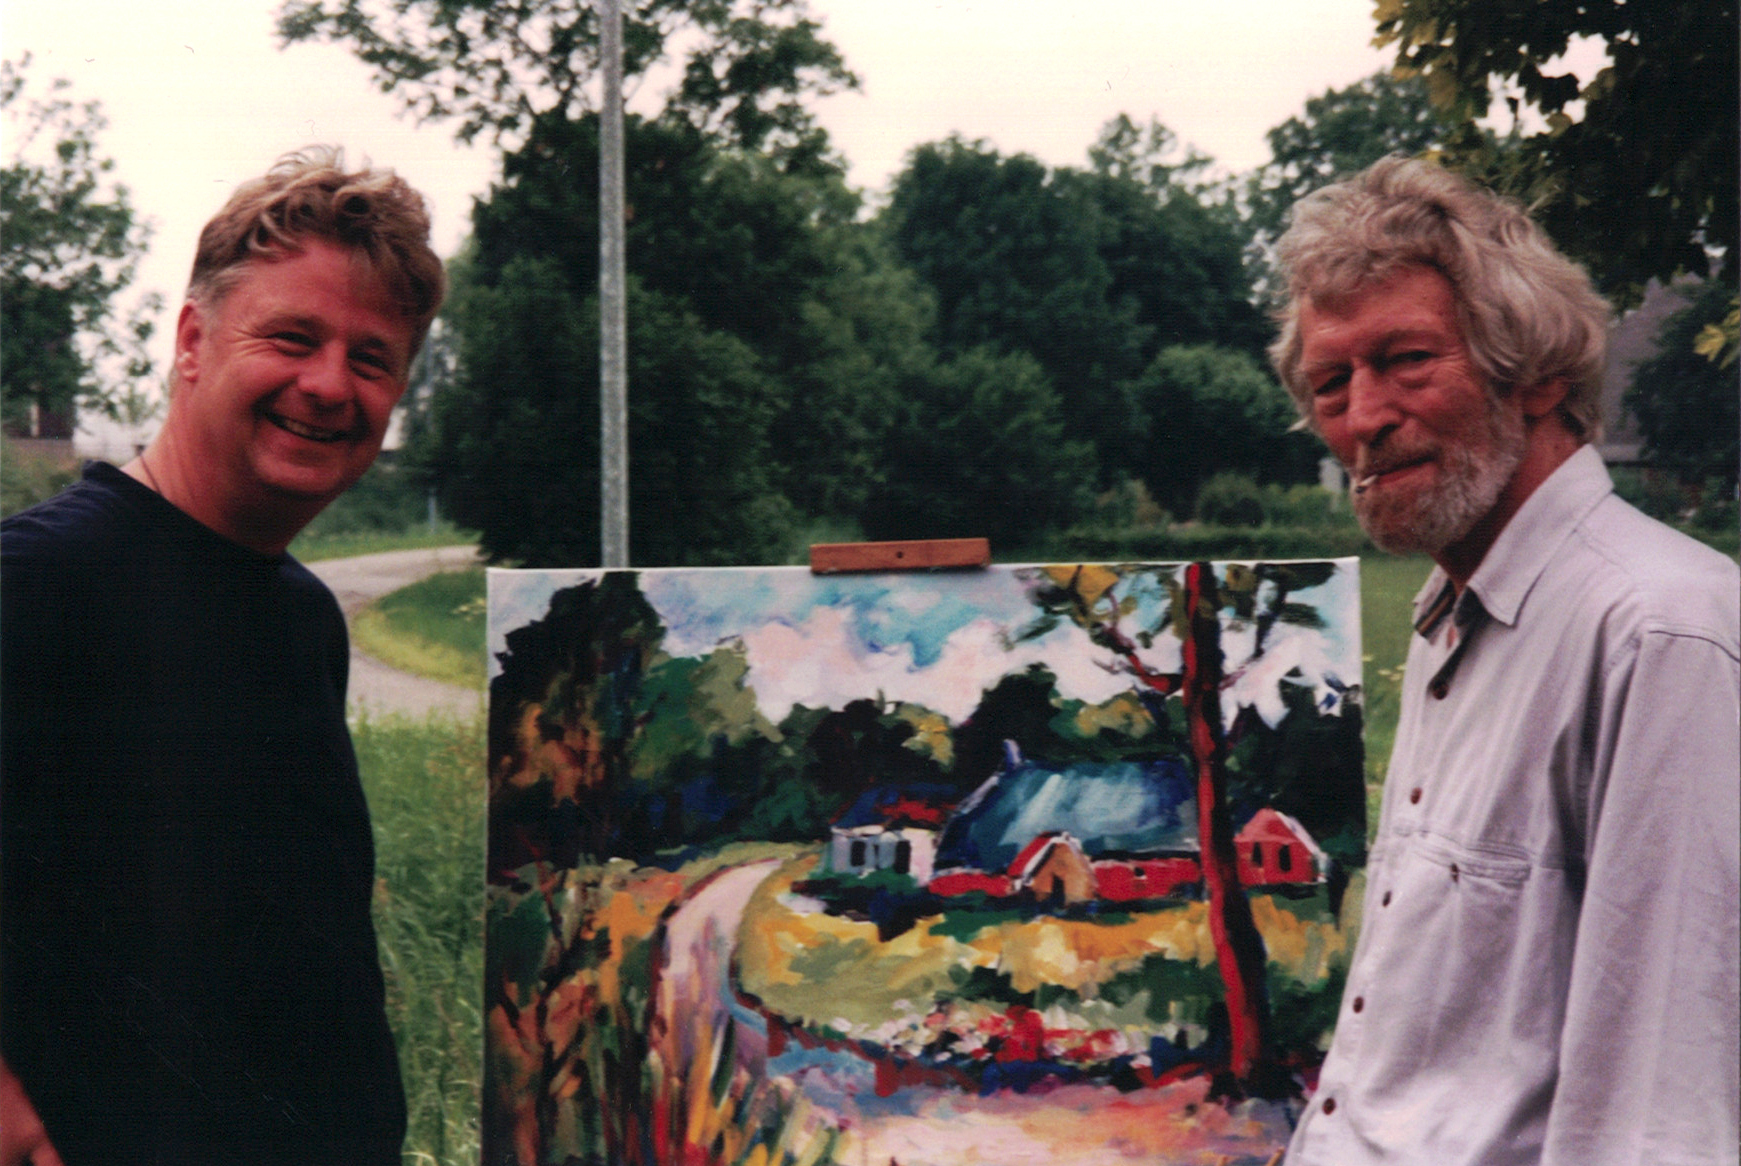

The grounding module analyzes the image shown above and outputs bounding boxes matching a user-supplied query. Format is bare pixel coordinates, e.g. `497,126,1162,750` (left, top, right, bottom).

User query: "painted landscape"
484,560,1364,1165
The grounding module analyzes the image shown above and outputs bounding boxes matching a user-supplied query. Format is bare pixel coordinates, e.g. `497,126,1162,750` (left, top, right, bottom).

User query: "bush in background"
1194,471,1268,527
1059,522,1372,562
1611,467,1739,556
296,453,432,540
1093,478,1172,529
1,436,79,518
1060,475,1366,561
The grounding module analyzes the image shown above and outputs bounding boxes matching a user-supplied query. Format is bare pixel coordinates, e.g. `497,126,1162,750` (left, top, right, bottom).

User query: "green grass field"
352,566,489,689
1357,554,1435,793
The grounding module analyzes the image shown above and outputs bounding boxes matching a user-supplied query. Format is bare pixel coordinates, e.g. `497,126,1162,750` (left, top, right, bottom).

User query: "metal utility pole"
599,0,629,567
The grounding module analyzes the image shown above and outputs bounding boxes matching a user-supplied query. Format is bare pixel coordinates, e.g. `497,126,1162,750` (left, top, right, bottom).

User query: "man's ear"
1518,376,1570,421
173,301,205,387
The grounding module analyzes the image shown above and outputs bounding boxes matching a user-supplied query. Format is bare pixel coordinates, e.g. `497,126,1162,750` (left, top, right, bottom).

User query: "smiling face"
1299,265,1528,563
159,240,415,549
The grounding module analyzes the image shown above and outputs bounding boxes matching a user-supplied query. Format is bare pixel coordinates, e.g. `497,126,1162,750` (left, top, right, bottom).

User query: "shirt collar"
1411,443,1615,634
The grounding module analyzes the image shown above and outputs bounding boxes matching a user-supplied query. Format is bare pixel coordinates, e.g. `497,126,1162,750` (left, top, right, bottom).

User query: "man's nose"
298,344,353,406
1344,364,1402,444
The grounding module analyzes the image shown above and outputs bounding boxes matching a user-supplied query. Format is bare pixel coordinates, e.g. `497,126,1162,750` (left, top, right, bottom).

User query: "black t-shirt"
1,463,404,1164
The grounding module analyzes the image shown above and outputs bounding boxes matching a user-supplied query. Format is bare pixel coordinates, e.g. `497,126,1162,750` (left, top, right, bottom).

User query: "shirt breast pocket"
1364,837,1539,1065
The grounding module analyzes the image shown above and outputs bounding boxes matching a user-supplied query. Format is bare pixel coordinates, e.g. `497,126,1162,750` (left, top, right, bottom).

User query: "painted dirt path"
654,859,1297,1166
305,544,482,719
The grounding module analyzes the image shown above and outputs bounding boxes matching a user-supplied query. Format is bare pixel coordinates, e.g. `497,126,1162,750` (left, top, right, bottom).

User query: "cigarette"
1353,474,1378,494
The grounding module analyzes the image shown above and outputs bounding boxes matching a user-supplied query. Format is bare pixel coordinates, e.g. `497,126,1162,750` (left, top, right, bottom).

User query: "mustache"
1351,441,1436,493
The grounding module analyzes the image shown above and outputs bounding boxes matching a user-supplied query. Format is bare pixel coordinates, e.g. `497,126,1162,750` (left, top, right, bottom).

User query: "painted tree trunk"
1180,561,1272,1084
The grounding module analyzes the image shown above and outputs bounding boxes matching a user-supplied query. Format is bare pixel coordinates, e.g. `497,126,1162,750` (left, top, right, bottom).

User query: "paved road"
305,545,484,720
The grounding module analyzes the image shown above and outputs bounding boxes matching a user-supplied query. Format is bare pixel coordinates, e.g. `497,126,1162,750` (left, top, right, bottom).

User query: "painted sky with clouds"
489,561,1361,730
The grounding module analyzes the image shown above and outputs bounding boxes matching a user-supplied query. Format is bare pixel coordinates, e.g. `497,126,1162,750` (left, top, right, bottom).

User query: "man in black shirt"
2,147,445,1165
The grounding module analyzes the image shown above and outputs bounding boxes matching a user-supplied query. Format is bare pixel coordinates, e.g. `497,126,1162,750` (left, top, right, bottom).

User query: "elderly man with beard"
1270,157,1739,1165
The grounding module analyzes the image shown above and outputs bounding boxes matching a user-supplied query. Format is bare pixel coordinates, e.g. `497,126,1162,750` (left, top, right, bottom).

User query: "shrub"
296,453,430,538
1609,466,1690,522
1194,472,1267,527
1094,478,1171,529
1,437,79,518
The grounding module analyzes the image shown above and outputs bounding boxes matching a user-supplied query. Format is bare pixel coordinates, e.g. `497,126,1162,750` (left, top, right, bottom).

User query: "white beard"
1353,396,1527,557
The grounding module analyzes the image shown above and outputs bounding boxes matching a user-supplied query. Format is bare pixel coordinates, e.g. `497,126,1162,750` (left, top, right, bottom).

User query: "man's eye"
350,352,391,379
273,332,315,350
1313,373,1349,396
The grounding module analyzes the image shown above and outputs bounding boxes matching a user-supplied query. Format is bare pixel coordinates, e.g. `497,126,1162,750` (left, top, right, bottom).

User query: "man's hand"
1,1057,63,1166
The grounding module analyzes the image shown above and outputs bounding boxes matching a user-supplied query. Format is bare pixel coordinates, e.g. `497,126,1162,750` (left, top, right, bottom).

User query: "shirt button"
1409,787,1422,804
1351,996,1364,1013
1382,891,1392,907
1450,863,1460,883
1322,1097,1337,1115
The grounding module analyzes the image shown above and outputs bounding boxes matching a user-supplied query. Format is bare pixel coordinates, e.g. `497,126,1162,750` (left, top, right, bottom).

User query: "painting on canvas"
484,559,1364,1165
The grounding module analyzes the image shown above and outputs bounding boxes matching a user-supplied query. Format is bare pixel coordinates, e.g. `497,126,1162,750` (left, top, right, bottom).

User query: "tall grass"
1356,556,1435,824
352,711,486,1166
0,436,80,518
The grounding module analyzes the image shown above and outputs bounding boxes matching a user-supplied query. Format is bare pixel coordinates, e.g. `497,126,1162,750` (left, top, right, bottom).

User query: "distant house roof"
1598,276,1702,465
832,784,959,831
1236,808,1326,863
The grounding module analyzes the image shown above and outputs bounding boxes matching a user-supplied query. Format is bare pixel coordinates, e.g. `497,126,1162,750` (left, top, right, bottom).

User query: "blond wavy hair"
185,146,446,352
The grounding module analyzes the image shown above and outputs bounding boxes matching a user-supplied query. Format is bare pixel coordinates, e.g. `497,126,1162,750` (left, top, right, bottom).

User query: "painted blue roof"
935,749,1197,872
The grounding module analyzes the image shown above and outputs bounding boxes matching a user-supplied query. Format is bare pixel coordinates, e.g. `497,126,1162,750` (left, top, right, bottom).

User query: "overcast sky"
4,0,1397,452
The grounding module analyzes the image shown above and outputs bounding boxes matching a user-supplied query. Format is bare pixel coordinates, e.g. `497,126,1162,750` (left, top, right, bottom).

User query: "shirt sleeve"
1543,624,1741,1166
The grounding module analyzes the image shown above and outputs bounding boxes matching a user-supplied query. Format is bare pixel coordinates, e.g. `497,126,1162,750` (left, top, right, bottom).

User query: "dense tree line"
6,1,1731,549
350,0,1728,565
405,103,1322,564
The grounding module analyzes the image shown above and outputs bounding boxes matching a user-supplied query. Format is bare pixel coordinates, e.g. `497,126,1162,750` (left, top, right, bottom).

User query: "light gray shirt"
1288,445,1740,1165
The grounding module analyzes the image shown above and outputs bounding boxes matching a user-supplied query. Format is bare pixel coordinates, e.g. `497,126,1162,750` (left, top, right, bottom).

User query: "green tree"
410,112,925,564
1245,70,1464,245
881,138,1141,406
416,248,797,567
880,131,1263,489
861,346,1095,549
0,55,158,436
276,0,855,166
1130,343,1320,515
1375,0,1738,299
1086,112,1218,197
1625,279,1741,493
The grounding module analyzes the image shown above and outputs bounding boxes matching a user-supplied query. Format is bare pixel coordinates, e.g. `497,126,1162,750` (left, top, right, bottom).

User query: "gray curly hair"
1268,156,1610,442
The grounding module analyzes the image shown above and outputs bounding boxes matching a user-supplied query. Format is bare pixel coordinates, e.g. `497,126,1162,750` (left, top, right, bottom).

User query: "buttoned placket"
1302,582,1490,1134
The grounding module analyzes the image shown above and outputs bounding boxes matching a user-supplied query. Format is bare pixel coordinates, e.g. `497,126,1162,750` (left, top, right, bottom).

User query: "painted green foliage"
484,562,1364,1162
